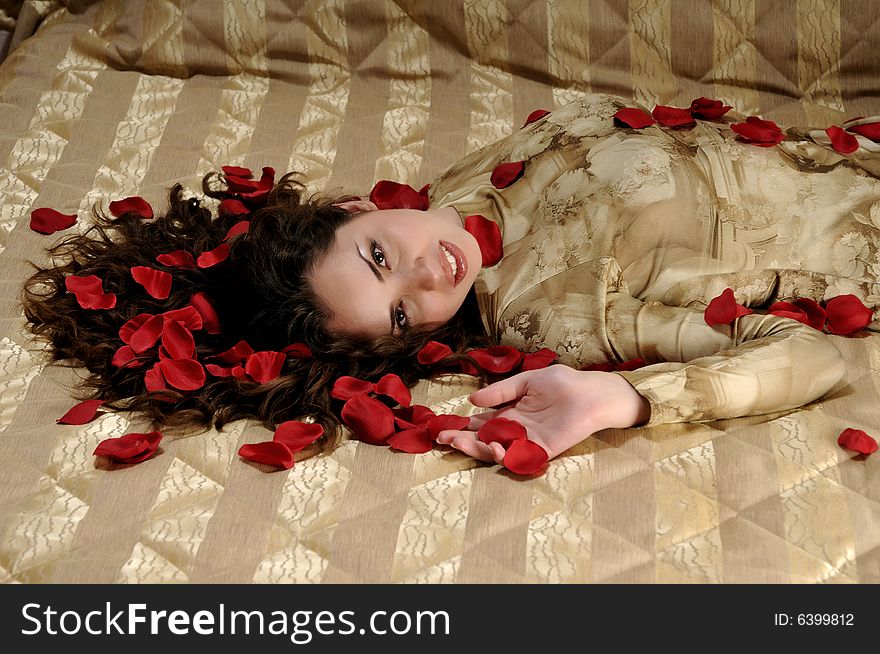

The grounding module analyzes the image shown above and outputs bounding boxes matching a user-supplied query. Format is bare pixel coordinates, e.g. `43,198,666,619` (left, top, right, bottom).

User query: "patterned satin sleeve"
606,292,847,427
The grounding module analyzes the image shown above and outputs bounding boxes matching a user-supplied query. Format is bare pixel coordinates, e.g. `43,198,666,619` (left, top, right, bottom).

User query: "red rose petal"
824,294,874,335
238,441,295,469
341,393,396,445
219,198,250,217
161,305,203,331
157,358,206,391
222,165,253,179
65,274,103,295
490,161,525,189
466,345,524,374
75,291,117,310
580,361,618,372
156,250,196,269
837,428,878,455
273,420,325,452
792,297,827,331
503,438,548,475
417,340,453,365
522,109,550,127
205,363,247,378
427,414,469,439
617,358,648,371
847,122,880,141
374,373,411,407
130,314,164,353
768,301,809,324
190,292,221,334
94,431,162,464
464,214,503,267
282,343,312,358
245,350,286,383
57,399,104,425
111,344,142,369
196,243,230,268
331,376,375,401
688,97,732,121
826,125,859,155
223,220,250,241
109,196,153,219
30,207,77,235
237,166,275,203
652,105,696,128
368,180,429,210
393,404,436,430
119,313,153,343
521,347,558,371
388,427,434,454
478,416,528,448
730,116,785,146
144,363,167,392
131,266,172,300
208,340,254,364
161,316,195,360
704,288,753,327
613,107,657,129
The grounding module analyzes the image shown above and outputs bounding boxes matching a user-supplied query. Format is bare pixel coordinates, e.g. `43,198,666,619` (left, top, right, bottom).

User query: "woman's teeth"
441,244,458,279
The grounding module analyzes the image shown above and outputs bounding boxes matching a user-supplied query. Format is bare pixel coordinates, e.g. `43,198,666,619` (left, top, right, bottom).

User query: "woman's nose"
410,256,443,291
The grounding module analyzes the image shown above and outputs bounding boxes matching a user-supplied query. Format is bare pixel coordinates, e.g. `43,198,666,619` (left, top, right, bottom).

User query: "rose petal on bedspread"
109,196,153,219
824,294,874,335
57,399,105,425
341,393,396,446
466,345,524,374
826,125,860,154
847,121,880,141
613,107,656,129
689,97,732,121
523,109,550,127
837,428,878,455
704,288,753,326
521,347,558,371
652,105,696,128
375,373,411,407
30,207,77,234
389,426,434,454
238,441,295,469
490,161,525,188
94,431,162,464
274,421,325,452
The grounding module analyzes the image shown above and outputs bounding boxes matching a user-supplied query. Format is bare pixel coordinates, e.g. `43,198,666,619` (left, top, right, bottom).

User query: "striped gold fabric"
1,0,879,584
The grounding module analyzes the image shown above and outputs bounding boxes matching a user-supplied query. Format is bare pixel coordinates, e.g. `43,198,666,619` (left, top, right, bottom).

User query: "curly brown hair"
21,171,498,452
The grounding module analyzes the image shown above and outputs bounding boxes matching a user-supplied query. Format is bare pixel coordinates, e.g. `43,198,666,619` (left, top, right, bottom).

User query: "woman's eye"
371,242,386,266
395,305,407,329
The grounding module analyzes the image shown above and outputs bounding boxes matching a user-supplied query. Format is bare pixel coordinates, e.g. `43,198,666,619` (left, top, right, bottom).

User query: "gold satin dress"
426,93,880,428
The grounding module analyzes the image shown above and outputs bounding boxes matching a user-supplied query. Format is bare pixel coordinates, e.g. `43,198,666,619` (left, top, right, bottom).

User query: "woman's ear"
332,199,379,214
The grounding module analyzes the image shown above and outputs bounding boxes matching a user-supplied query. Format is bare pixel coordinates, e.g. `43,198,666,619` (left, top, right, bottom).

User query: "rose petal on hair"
190,292,221,334
30,207,77,235
521,347,558,371
374,373,411,407
617,358,648,371
368,180,430,210
161,305,203,331
111,344,143,369
331,375,375,401
161,316,195,360
282,343,312,358
464,214,503,266
109,196,153,219
57,399,105,425
847,122,880,141
131,266,172,300
503,439,548,475
130,314,164,353
768,301,810,324
273,420,325,452
466,345,524,374
490,161,525,189
222,165,252,179
156,250,196,269
427,414,469,439
238,166,275,203
205,363,247,378
792,297,827,331
222,220,250,241
688,97,732,121
417,340,454,365
389,426,434,454
65,274,104,295
207,340,254,365
837,428,878,455
613,107,657,129
196,243,230,268
826,125,860,155
523,109,550,127
119,313,154,344
652,105,696,128
824,294,874,335
144,363,167,392
730,116,785,146
75,291,117,310
157,358,206,391
219,198,250,217
238,441,295,469
94,431,162,464
341,393,396,445
478,416,528,448
244,351,286,384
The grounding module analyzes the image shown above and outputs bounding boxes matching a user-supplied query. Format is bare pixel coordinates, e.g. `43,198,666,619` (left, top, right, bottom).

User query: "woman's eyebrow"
355,243,395,335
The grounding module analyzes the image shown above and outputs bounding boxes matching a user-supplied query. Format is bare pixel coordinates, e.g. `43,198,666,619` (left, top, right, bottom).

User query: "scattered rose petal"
613,107,656,129
238,441,295,469
109,196,153,219
368,180,430,210
389,427,434,453
161,317,195,360
30,207,77,235
393,404,436,430
521,347,558,371
219,198,250,217
503,439,548,475
792,297,827,331
467,345,524,374
273,421,325,452
111,344,142,369
239,166,275,203
331,375,375,401
688,97,732,121
730,116,785,146
824,294,873,335
207,340,254,365
652,105,696,128
490,161,525,189
245,350,286,383
826,125,859,155
57,399,104,425
119,313,153,343
144,363,167,392
704,288,753,327
341,393,396,445
847,122,880,141
837,428,878,455
417,340,453,365
580,361,617,372
131,266,172,300
157,358,205,390
197,243,230,268
427,414,469,439
130,314,164,353
464,214,503,266
161,305,203,331
190,292,221,334
522,109,550,127
617,358,647,371
282,343,312,358
205,363,247,378
75,291,117,310
478,416,528,448
223,220,250,241
94,430,162,464
222,165,252,179
768,301,809,324
156,250,196,269
374,373,411,407
65,275,103,295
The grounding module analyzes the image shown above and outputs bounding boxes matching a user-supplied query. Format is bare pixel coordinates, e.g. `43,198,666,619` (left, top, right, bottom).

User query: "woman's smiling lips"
439,240,467,287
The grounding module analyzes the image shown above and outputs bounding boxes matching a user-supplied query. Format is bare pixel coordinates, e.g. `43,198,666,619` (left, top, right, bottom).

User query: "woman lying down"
23,93,880,474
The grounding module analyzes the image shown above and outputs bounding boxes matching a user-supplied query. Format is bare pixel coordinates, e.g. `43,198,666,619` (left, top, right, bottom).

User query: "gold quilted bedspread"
0,0,878,584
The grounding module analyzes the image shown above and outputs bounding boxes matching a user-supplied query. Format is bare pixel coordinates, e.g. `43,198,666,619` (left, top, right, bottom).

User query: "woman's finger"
468,370,532,408
449,435,496,462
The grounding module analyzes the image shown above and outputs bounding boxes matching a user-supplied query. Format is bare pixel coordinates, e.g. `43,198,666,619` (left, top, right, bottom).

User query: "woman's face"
310,202,482,339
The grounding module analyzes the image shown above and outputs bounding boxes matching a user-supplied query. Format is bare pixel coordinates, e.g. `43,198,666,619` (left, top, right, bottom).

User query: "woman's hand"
436,365,651,464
